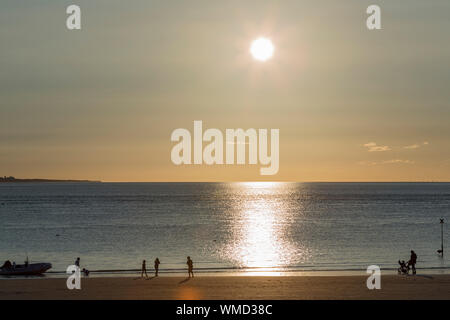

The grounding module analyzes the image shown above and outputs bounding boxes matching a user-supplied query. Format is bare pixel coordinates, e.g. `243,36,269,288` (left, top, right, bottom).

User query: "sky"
1,0,450,182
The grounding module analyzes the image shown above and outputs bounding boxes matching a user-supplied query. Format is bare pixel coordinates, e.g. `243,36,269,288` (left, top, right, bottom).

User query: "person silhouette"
75,257,80,268
408,250,417,275
141,259,148,279
187,256,194,278
154,258,160,277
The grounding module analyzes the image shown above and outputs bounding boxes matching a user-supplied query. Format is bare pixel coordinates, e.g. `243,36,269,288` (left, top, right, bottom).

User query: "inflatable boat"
0,262,52,276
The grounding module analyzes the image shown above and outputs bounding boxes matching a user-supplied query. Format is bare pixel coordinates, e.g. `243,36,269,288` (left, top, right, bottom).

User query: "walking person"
408,250,417,275
154,258,160,277
187,256,194,278
141,259,148,279
75,257,80,268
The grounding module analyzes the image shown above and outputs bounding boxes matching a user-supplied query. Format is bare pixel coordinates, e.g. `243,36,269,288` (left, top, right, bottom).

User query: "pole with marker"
438,218,444,257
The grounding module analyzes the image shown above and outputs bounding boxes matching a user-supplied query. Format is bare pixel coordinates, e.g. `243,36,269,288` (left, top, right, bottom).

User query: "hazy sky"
1,0,450,181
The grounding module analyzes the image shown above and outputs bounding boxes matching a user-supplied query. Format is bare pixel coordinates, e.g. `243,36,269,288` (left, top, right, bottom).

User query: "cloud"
364,141,429,152
357,161,378,166
403,141,429,149
404,144,420,149
381,159,414,164
363,142,391,152
358,159,414,165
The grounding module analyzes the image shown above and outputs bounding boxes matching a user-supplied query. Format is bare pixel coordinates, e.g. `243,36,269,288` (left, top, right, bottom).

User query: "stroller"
398,260,409,275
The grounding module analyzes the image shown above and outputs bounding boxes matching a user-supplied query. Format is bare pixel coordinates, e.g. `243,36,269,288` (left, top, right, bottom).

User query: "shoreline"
1,275,450,300
3,266,448,279
2,267,449,280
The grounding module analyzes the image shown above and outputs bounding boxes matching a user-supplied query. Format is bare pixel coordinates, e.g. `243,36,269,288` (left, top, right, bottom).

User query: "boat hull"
0,263,52,276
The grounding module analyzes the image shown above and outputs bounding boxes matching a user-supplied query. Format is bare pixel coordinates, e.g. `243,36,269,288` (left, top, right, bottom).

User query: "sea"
0,182,449,277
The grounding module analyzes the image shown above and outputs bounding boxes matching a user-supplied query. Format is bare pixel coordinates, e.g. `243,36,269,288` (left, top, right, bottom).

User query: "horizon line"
6,180,450,183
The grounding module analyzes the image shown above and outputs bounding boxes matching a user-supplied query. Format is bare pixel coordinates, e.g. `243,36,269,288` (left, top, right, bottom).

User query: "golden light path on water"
219,182,310,275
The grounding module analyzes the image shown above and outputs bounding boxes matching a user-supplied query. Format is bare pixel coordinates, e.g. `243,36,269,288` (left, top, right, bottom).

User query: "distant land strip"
0,176,101,183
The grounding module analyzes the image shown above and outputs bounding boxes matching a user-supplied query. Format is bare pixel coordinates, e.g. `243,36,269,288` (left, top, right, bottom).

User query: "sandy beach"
1,275,449,300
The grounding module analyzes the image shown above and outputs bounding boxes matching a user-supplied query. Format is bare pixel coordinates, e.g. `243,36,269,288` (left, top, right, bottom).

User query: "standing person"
154,258,160,277
141,260,148,279
75,257,80,268
408,250,417,275
187,256,194,278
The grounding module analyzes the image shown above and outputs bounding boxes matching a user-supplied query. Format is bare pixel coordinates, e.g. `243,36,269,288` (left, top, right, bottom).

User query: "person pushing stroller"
408,250,417,275
397,250,417,275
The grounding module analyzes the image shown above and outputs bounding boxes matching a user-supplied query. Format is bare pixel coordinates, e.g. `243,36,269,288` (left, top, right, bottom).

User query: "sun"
250,37,274,62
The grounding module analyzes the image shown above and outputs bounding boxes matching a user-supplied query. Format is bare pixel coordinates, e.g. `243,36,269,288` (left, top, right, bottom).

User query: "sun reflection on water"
219,182,310,272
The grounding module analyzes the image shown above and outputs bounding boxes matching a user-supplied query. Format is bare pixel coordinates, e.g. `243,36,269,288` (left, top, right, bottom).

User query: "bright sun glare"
250,37,274,62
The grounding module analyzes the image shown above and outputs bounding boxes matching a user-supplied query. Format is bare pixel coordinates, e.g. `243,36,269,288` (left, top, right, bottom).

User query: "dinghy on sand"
0,260,52,276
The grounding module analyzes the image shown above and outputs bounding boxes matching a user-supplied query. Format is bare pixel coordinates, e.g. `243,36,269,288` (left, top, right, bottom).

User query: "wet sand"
1,275,449,300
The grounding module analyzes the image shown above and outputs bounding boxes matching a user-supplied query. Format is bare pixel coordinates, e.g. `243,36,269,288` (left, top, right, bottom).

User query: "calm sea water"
0,182,449,276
